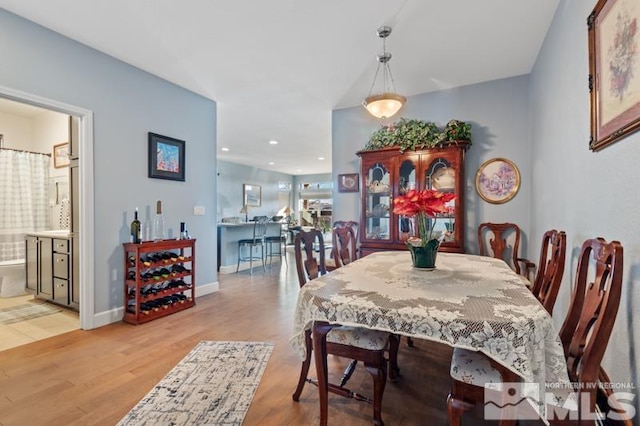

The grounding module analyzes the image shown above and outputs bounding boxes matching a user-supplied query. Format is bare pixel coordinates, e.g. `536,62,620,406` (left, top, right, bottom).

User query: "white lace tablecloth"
290,251,570,390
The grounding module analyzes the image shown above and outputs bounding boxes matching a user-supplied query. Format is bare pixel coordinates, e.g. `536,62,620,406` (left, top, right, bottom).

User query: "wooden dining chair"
331,224,358,267
529,230,566,314
549,238,623,424
478,222,533,277
292,228,392,426
447,237,624,425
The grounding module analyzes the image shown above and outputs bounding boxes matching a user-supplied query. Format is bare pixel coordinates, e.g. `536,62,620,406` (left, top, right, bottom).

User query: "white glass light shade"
363,93,406,119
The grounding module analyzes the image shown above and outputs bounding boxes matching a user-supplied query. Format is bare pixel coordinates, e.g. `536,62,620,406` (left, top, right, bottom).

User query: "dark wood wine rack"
122,239,196,325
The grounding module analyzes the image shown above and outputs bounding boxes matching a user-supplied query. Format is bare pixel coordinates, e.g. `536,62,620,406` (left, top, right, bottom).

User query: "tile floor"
0,294,79,352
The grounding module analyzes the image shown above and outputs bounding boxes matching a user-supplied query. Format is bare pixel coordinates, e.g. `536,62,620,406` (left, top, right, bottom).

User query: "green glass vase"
408,239,439,269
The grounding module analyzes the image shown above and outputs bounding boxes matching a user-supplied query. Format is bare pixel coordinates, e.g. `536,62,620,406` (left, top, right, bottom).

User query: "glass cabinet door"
424,158,456,243
364,162,391,241
396,156,417,243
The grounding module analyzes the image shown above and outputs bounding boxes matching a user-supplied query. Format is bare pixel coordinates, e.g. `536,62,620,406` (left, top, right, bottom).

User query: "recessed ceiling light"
318,157,325,160
296,169,302,172
221,147,229,152
269,140,278,145
268,162,275,165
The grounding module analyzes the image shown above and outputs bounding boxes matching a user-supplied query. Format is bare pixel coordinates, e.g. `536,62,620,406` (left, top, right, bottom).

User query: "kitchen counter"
26,230,71,238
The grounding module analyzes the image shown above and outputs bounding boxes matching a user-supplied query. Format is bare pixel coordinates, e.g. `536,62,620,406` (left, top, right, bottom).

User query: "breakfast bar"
217,221,282,273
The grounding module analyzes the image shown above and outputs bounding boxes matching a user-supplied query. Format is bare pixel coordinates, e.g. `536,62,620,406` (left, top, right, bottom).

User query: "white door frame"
0,85,95,330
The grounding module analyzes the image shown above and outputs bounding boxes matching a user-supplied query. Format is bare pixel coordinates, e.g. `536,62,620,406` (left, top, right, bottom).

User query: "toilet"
0,259,27,297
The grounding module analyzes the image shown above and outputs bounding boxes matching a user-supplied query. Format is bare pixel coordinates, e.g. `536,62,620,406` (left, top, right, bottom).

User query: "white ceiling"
0,0,559,175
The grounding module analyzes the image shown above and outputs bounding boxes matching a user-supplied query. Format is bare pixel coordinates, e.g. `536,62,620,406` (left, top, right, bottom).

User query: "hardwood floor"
0,256,499,426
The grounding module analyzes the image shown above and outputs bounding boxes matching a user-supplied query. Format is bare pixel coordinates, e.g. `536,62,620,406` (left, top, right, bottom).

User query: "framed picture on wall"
53,142,70,168
148,132,185,181
337,173,359,192
243,184,261,206
588,0,640,151
475,158,520,204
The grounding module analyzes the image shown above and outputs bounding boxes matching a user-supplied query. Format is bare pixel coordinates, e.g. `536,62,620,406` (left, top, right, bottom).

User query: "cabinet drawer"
53,253,69,279
53,239,69,253
53,278,69,305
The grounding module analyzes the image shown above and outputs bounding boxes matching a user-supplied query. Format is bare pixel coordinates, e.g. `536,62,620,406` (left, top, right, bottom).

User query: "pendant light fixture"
363,26,406,119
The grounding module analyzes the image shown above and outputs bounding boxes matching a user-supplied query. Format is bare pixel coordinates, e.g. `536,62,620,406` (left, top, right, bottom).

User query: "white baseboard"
219,260,283,274
89,281,220,329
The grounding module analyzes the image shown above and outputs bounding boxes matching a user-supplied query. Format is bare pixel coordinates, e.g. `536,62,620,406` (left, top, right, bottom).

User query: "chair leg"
364,360,387,426
283,240,288,265
312,323,331,426
388,334,400,380
261,244,266,271
446,392,472,426
292,330,312,401
236,243,242,273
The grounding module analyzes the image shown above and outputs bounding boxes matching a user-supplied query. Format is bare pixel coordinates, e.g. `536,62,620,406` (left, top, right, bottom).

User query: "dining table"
290,250,571,422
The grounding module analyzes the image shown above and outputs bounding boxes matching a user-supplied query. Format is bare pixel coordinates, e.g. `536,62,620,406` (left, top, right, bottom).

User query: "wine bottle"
153,200,164,241
130,208,141,243
142,217,151,242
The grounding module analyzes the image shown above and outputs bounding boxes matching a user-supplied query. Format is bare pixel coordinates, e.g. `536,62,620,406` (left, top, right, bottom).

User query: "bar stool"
265,221,288,266
236,216,268,274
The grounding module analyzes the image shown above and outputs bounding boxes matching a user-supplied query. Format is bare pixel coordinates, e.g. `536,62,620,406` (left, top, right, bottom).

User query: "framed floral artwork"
588,0,640,151
148,132,185,181
337,173,359,193
475,158,520,204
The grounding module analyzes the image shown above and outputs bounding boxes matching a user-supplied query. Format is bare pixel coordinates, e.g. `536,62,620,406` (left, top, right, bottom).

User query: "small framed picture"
338,173,359,193
475,158,520,204
148,132,185,181
53,142,70,168
243,184,262,206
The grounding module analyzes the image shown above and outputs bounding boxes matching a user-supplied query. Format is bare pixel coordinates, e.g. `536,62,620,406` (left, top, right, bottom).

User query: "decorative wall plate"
475,158,520,204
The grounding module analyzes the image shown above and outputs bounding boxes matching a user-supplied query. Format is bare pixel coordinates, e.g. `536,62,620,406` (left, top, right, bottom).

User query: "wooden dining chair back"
530,230,567,314
292,228,391,425
333,220,358,239
549,238,624,424
331,225,358,268
478,222,525,275
294,229,327,287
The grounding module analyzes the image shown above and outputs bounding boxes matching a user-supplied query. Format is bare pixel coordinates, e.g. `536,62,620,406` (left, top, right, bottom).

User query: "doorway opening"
0,85,95,336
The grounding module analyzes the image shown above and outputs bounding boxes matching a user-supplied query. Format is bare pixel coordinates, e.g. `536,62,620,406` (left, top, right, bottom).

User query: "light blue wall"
217,160,293,221
531,0,640,402
0,9,217,315
332,75,532,254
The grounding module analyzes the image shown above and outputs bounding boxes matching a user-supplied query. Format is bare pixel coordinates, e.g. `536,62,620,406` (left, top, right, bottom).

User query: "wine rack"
122,239,196,325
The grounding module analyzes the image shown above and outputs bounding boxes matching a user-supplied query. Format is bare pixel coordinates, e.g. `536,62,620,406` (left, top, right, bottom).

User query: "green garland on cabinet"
363,118,472,152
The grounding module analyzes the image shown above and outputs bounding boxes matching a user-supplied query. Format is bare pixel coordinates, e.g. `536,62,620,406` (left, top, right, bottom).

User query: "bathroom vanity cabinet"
25,232,77,310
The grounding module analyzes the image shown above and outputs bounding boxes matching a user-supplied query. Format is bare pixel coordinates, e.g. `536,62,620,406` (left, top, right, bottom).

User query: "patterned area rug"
118,341,275,426
0,302,62,325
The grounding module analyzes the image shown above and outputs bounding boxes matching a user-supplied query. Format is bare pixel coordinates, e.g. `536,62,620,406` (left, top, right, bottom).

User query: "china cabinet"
357,142,469,255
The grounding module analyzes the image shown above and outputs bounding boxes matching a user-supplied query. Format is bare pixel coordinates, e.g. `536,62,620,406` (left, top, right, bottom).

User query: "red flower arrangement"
392,189,455,247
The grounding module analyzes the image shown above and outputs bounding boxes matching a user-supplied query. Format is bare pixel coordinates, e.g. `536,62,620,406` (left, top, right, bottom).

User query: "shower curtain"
0,149,50,261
